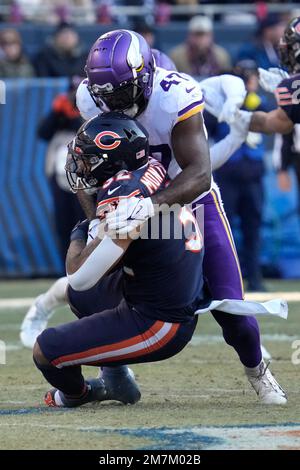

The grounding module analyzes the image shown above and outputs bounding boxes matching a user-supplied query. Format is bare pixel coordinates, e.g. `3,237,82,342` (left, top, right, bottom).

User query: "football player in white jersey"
21,30,286,405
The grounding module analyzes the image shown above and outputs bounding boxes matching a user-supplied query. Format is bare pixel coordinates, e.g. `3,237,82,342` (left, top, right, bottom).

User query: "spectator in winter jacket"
0,29,35,78
34,23,87,78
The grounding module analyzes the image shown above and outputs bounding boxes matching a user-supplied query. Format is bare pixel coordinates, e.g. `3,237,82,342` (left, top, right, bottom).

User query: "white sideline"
0,291,300,310
190,333,298,346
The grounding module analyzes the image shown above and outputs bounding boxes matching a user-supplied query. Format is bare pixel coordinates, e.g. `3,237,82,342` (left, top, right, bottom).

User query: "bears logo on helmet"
94,131,121,151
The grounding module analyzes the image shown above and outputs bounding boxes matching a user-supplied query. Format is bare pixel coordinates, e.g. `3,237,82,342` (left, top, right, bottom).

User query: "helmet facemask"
279,18,300,74
88,75,150,118
278,38,300,73
65,143,116,193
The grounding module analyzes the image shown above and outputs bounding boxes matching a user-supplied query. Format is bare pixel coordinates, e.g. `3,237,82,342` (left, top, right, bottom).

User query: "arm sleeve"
174,77,204,125
210,133,243,171
200,74,246,119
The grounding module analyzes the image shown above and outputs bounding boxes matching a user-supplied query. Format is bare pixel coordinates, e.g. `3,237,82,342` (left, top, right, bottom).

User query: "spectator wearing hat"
237,13,285,69
134,21,156,48
169,15,232,78
34,23,87,77
134,21,177,70
0,29,34,78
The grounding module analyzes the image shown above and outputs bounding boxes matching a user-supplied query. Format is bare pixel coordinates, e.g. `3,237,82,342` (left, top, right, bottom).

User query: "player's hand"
229,109,252,142
258,67,289,94
246,131,263,149
218,96,245,124
106,196,155,236
277,170,292,192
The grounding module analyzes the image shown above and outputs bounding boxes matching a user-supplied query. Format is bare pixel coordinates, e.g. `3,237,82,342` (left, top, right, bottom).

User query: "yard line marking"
245,292,300,302
0,298,35,309
190,334,298,346
1,291,300,310
0,324,21,331
5,343,23,351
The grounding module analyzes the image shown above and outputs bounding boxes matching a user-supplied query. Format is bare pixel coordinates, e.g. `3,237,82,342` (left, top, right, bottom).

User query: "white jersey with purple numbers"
77,66,212,200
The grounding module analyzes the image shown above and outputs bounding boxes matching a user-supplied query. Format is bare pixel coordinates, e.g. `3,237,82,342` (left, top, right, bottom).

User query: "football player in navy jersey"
33,113,206,408
246,17,300,133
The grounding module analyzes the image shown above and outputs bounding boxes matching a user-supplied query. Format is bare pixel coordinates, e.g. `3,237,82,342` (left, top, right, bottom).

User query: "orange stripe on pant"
52,320,180,367
88,323,180,365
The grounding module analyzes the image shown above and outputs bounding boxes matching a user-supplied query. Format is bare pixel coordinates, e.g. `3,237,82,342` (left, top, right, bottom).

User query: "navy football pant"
37,298,197,370
37,270,197,398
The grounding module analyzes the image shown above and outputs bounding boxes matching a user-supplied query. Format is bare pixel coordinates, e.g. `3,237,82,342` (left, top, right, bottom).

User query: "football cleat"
20,294,53,349
44,378,107,408
246,361,287,405
99,367,141,405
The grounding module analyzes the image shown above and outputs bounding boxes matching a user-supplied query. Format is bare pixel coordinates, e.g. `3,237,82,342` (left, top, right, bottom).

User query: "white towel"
195,298,288,320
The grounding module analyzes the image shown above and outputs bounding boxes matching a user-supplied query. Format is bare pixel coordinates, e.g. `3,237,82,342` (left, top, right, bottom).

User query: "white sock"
245,360,264,378
39,277,68,314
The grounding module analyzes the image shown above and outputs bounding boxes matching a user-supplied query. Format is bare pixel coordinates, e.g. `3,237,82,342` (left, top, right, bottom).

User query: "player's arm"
66,220,131,291
249,107,294,135
76,190,97,220
152,112,211,206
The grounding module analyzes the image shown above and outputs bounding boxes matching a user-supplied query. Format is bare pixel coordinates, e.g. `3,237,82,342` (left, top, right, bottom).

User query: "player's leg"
20,276,68,348
196,188,286,404
20,191,85,348
20,265,123,348
66,269,141,404
33,301,197,407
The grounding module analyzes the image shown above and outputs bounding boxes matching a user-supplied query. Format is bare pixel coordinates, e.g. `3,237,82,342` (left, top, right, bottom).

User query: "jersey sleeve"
275,75,300,124
96,162,167,218
175,74,204,124
157,69,204,129
96,175,142,219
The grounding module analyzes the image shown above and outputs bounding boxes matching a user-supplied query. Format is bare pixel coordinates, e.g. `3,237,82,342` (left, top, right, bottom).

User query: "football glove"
106,196,155,236
258,67,289,94
218,96,245,124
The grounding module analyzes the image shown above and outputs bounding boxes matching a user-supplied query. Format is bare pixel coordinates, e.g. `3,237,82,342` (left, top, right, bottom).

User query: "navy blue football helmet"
65,111,149,192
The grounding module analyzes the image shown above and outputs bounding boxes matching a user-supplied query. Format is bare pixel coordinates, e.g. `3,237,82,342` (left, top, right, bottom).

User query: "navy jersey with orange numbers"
276,74,300,124
96,158,205,323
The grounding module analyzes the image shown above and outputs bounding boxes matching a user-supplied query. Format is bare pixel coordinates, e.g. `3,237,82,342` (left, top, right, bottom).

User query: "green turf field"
0,279,299,450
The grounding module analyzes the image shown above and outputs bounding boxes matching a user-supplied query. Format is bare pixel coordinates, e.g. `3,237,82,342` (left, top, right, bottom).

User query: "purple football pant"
193,187,262,368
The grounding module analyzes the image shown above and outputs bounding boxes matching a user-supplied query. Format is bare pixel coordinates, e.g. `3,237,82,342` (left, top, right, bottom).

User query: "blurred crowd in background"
0,1,300,285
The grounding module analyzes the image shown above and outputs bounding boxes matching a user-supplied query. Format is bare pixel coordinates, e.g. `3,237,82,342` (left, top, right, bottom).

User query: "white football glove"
258,67,289,94
106,196,155,236
245,131,263,149
218,96,245,124
230,109,252,140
